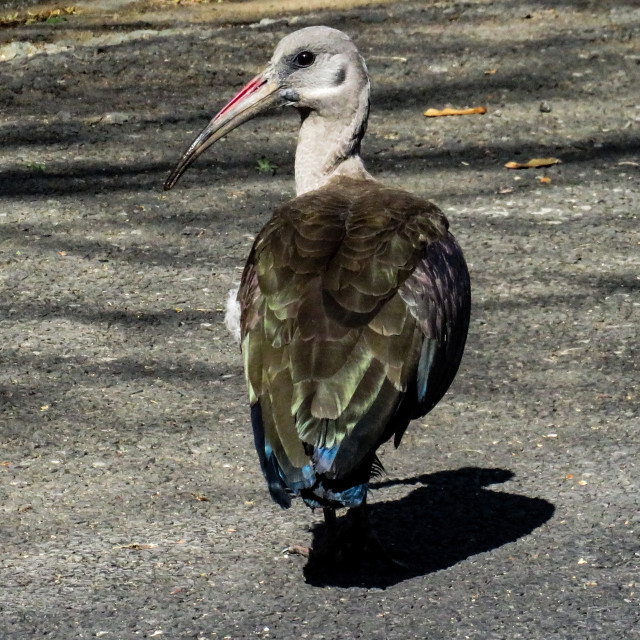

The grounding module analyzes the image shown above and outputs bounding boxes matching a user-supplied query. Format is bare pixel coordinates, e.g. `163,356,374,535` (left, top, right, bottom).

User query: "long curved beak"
164,71,281,190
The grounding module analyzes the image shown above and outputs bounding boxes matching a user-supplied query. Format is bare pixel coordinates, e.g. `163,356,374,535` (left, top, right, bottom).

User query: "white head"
269,27,369,119
165,26,371,194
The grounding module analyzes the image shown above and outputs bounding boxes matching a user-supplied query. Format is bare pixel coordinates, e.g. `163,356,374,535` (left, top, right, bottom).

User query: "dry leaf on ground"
424,106,487,117
0,7,76,27
505,157,562,169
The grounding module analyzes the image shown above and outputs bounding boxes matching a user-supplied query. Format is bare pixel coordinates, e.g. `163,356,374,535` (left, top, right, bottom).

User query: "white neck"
294,87,371,195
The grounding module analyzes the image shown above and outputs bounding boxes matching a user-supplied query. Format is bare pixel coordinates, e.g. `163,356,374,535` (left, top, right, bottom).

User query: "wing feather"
238,175,470,505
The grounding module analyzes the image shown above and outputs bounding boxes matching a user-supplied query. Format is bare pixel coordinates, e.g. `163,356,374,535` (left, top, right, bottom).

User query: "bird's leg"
283,507,337,559
340,497,407,569
305,506,344,565
307,497,406,569
323,507,337,543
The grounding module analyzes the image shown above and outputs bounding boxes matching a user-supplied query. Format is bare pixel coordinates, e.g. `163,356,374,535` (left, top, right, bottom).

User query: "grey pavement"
0,1,638,638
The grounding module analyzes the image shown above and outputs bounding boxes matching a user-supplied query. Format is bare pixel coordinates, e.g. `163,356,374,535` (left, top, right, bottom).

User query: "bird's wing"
239,177,468,492
392,233,471,446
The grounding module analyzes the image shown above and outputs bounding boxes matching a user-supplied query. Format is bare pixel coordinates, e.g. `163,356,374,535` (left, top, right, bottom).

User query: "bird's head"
164,26,369,190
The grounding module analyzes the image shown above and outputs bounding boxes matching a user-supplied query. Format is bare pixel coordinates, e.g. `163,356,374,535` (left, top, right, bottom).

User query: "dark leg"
283,507,336,558
323,507,337,542
309,496,406,570
340,496,406,569
346,500,407,569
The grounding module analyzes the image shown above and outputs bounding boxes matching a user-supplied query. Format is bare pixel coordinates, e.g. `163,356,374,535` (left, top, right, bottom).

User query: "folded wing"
238,176,470,507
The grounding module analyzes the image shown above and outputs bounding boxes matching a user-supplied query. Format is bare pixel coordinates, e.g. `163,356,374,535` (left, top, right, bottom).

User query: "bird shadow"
303,467,554,588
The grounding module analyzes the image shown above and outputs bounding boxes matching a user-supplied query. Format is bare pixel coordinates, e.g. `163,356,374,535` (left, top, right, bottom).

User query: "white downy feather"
224,286,241,343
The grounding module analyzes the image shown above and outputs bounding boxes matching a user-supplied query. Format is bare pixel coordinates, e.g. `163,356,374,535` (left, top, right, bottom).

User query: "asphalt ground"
1,0,639,638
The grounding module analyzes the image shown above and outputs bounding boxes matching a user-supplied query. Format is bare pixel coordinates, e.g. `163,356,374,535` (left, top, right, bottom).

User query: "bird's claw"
282,544,311,558
307,516,407,571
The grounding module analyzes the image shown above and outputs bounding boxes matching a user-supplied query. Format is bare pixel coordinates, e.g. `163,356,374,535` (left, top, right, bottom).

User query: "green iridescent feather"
239,175,469,485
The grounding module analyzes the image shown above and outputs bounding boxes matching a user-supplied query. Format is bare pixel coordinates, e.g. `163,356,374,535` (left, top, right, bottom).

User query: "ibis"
165,26,471,565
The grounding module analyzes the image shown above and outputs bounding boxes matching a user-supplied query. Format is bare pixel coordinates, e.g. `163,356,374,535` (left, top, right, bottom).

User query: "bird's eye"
293,50,316,68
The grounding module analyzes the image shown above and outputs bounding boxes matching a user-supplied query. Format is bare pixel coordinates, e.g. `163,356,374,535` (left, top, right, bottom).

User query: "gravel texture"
1,0,639,638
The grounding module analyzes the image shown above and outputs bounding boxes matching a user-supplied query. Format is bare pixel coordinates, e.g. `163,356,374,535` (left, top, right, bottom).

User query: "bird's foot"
282,544,311,558
354,528,408,571
307,510,406,571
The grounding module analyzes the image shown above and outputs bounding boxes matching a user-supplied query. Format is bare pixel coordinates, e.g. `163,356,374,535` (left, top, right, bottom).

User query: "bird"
164,26,471,566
